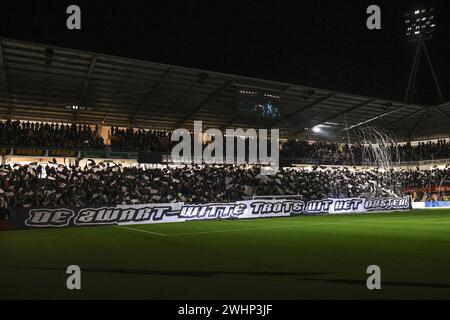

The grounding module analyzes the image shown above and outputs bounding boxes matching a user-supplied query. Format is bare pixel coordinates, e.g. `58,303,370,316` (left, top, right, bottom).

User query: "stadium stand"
0,120,104,149
280,138,450,164
1,120,450,164
110,127,174,152
0,38,449,221
0,162,449,217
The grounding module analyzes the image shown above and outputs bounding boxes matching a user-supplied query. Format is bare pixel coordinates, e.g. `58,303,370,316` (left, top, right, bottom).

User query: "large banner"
8,196,411,230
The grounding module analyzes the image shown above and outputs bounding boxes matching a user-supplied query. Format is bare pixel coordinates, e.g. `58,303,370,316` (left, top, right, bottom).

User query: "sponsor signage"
412,201,450,209
48,149,79,157
13,148,47,156
425,201,450,208
0,147,137,159
82,150,138,160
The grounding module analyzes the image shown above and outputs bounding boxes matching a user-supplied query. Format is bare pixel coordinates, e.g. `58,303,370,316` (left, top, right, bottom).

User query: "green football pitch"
1,209,449,300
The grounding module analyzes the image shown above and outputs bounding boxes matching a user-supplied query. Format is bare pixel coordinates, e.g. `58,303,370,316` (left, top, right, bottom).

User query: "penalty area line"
115,225,168,236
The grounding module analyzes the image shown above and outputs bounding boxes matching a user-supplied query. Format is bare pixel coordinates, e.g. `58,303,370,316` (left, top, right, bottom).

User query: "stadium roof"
0,37,449,141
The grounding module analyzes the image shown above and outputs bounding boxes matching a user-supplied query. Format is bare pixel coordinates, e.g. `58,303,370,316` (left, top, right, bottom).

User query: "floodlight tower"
404,8,444,104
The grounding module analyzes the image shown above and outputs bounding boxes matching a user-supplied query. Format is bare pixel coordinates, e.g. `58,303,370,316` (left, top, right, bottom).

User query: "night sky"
0,0,448,106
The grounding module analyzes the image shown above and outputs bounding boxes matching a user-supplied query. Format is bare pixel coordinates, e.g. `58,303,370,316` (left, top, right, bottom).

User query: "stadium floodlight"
65,104,89,111
404,8,436,39
403,6,444,110
312,125,322,133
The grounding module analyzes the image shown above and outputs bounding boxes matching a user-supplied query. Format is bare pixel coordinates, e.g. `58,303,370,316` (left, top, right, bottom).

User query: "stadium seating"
0,120,104,149
2,120,450,164
0,162,449,219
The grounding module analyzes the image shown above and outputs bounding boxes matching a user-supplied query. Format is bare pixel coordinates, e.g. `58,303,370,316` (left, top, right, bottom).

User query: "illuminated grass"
1,209,450,299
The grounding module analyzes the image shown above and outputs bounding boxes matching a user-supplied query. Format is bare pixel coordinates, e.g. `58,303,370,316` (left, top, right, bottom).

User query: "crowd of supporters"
1,120,450,163
110,127,175,152
280,140,359,164
0,120,104,149
412,192,450,202
397,140,450,162
108,128,450,164
107,131,450,163
1,162,449,218
280,139,450,164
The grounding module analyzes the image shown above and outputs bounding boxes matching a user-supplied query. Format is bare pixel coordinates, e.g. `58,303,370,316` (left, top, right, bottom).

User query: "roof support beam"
421,39,444,104
408,106,432,139
101,63,135,124
317,99,375,125
69,56,97,124
80,56,97,98
434,106,450,119
0,41,12,118
221,115,240,131
383,107,427,128
130,67,172,123
343,104,410,131
273,93,335,128
175,79,236,128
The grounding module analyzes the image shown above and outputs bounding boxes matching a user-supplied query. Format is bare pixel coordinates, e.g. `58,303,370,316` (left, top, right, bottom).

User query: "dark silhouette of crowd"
108,130,450,164
412,192,450,202
280,140,361,164
0,120,104,149
1,120,450,164
397,140,450,162
280,139,450,164
110,127,175,152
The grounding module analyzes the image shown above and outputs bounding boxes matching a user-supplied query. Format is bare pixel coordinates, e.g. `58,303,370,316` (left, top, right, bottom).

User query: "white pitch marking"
167,218,378,236
114,215,449,237
167,217,444,237
115,225,168,236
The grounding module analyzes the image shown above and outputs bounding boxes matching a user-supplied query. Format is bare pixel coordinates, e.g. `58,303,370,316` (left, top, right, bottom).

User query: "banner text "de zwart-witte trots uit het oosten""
7,196,412,230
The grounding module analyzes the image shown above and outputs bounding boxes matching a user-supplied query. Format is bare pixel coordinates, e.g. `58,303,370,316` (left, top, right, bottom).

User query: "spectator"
0,120,104,149
0,162,448,213
110,127,174,152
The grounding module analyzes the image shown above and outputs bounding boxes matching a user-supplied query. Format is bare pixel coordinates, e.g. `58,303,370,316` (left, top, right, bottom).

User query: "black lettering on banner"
214,206,229,218
232,204,246,217
15,196,411,230
120,208,137,221
180,203,244,220
305,199,333,214
74,206,174,225
333,199,363,211
292,201,305,214
152,206,173,220
364,197,411,211
25,209,74,227
250,200,305,215
75,209,97,224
